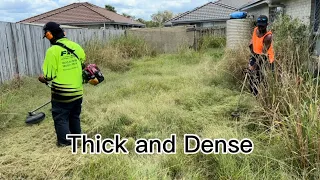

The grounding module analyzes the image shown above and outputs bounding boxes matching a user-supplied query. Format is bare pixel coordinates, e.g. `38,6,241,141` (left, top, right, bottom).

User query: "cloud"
106,0,208,20
0,0,60,22
0,0,31,10
0,0,209,22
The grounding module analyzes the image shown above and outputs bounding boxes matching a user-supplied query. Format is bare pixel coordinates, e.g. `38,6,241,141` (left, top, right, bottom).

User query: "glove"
248,64,254,71
249,56,256,66
38,75,48,84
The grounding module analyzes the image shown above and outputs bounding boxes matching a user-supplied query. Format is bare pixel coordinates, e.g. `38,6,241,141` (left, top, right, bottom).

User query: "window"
315,0,320,32
269,6,284,23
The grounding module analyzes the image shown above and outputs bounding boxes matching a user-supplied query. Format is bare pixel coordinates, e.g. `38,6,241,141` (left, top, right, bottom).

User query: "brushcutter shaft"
236,73,248,109
29,101,51,114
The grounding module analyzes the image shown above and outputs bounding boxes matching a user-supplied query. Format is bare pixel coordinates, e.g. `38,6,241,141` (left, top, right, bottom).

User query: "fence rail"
0,22,125,84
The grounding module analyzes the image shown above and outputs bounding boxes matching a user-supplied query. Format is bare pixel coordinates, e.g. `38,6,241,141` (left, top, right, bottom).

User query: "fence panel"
0,22,125,84
186,26,226,51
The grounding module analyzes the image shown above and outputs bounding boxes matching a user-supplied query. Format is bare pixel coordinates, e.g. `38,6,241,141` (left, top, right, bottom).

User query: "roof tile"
18,2,143,26
167,2,236,23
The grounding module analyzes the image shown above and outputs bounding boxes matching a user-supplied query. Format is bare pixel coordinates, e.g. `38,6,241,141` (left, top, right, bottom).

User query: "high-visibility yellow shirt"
42,38,85,102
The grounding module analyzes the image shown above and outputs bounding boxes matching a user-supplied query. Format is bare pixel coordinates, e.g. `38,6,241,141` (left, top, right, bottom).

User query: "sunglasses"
257,18,267,22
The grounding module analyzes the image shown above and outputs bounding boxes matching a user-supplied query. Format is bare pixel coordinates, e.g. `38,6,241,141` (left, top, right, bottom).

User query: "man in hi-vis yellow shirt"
38,22,86,147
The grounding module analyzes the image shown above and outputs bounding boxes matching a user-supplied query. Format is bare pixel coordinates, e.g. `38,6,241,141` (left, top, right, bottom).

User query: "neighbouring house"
164,0,251,27
239,0,320,54
18,2,145,29
239,0,318,30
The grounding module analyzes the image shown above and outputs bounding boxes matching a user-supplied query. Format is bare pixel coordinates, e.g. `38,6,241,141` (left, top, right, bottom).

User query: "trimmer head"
231,111,241,118
25,112,46,125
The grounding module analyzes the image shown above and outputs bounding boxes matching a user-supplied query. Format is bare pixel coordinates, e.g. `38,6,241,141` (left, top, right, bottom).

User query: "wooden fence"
0,22,125,84
186,26,226,50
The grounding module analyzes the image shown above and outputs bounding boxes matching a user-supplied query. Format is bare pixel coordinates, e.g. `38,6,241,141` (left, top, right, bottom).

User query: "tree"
137,18,160,28
151,10,174,26
122,13,136,20
105,4,116,13
137,18,145,24
145,21,160,28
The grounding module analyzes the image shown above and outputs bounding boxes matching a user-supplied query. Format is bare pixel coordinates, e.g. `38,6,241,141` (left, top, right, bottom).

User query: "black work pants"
51,98,82,146
248,55,274,96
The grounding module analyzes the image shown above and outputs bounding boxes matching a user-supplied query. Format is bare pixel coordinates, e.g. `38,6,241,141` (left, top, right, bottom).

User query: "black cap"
43,22,63,38
257,15,268,26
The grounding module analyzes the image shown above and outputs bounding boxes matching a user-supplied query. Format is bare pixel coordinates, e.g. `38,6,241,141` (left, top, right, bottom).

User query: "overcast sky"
0,0,212,22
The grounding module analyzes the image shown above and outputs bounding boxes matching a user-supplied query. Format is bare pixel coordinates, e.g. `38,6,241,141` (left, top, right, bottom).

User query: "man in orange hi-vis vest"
248,15,275,96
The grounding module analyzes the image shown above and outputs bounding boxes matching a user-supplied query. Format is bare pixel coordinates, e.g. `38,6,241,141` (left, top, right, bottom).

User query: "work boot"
56,141,71,148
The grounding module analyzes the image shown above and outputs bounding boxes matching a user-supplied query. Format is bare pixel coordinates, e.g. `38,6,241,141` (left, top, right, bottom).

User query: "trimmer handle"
45,82,52,88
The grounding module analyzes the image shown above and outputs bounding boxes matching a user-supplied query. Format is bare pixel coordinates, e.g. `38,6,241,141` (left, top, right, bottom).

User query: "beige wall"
245,0,313,25
213,21,226,27
282,0,312,24
172,21,226,28
200,21,226,27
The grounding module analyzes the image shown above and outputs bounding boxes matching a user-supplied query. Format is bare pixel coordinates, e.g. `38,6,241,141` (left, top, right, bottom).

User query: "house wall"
246,4,270,20
172,21,226,28
200,21,226,27
201,22,214,27
213,21,226,27
244,0,313,24
282,0,312,24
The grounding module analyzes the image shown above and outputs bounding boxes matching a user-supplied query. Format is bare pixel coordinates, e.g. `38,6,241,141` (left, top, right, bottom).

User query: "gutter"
240,0,268,11
240,0,285,11
170,18,229,25
62,21,145,27
19,22,82,29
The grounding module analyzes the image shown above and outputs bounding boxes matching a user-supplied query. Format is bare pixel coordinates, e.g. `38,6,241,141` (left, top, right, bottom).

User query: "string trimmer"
231,72,248,118
25,82,51,125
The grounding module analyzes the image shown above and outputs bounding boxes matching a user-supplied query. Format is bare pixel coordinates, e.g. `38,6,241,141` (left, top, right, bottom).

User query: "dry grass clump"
84,35,156,72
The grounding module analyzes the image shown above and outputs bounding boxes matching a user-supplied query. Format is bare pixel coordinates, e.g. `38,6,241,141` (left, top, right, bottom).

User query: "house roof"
239,0,283,9
18,2,144,27
165,1,237,25
239,0,266,10
220,0,253,9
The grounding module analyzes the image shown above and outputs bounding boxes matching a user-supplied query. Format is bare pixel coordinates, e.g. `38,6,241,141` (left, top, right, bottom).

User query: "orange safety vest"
252,27,275,63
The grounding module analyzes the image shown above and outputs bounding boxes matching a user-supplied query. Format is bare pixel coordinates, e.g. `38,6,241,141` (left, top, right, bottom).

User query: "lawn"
0,48,295,179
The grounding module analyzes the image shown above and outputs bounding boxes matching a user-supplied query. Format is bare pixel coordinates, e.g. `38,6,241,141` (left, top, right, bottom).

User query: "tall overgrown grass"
264,15,320,179
198,35,226,50
3,20,320,179
83,35,156,72
225,14,320,178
